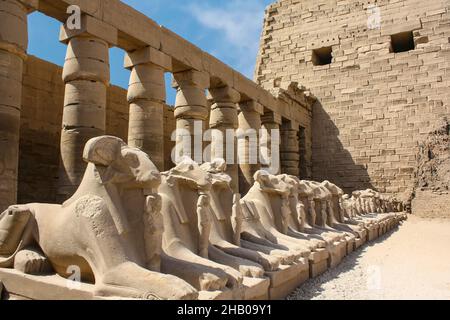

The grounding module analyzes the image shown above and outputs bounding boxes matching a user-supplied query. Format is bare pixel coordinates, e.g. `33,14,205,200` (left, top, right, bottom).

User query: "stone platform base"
367,226,379,241
354,237,366,249
0,268,99,300
243,277,270,300
198,289,233,300
329,240,347,268
309,248,329,278
266,259,309,300
346,237,355,255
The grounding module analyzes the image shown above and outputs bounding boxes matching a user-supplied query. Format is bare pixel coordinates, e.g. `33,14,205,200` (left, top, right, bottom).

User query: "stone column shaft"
125,47,171,171
209,86,241,193
58,15,117,199
261,111,282,175
237,100,263,194
0,0,28,211
172,70,210,164
280,121,300,177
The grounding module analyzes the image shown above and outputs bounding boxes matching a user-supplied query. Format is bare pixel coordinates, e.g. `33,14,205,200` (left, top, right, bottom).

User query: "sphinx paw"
239,265,265,278
223,267,243,288
259,255,280,271
14,249,51,275
272,250,296,265
199,273,227,291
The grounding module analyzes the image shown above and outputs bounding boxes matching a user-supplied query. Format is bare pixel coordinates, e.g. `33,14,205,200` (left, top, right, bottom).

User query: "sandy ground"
288,215,450,300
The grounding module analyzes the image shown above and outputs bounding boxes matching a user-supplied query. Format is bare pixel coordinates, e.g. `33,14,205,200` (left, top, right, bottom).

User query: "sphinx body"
239,171,322,263
0,136,197,300
200,160,280,274
320,181,367,240
296,180,346,245
158,158,243,297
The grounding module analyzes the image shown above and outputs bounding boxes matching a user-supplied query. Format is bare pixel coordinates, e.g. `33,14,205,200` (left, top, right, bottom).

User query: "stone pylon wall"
256,0,450,196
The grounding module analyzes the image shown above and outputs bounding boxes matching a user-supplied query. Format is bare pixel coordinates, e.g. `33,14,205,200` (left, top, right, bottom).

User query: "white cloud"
186,0,267,78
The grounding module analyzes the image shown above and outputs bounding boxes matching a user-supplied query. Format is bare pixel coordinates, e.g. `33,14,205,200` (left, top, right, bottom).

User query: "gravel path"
288,216,450,300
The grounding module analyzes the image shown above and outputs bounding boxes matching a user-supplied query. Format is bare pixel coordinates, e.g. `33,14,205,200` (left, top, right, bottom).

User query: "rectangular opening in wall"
390,31,415,53
312,46,332,66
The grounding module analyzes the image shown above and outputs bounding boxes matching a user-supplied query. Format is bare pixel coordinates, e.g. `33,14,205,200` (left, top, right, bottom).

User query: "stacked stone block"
256,0,450,196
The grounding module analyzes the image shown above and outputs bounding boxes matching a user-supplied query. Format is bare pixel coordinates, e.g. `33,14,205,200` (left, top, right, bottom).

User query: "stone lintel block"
307,36,340,50
258,91,282,116
208,86,241,104
381,20,422,36
161,26,202,72
124,46,172,71
60,14,118,46
202,51,233,88
233,71,259,102
239,100,264,115
172,69,210,90
102,0,160,49
261,111,282,125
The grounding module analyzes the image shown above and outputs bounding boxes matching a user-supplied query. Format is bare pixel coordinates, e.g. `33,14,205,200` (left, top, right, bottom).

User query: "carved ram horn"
83,136,123,166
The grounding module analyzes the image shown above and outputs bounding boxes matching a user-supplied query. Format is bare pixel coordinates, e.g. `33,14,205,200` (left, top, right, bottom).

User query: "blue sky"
28,0,273,104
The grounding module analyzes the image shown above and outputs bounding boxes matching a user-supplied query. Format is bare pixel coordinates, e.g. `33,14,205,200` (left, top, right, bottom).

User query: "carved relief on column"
0,0,29,211
172,70,210,163
124,47,171,171
280,120,300,177
237,100,263,195
57,15,118,200
261,111,282,175
208,86,240,193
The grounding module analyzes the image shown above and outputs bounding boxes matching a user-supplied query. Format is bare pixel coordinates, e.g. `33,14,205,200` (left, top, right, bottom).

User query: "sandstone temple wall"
256,0,450,196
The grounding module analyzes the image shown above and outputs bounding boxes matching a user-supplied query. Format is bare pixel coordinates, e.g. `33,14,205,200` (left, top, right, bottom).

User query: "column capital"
172,69,210,90
208,86,240,104
261,111,282,125
60,14,118,46
124,46,172,71
239,100,264,115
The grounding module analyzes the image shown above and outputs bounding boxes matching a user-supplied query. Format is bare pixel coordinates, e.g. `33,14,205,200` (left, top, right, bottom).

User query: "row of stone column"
0,3,305,209
0,0,28,211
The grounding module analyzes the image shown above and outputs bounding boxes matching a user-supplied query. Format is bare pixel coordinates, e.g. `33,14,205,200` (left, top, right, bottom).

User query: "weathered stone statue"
0,136,197,300
212,172,298,266
144,194,164,272
197,193,212,259
158,158,243,297
283,178,348,267
200,159,280,274
321,181,367,243
298,180,346,244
